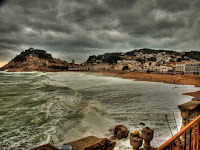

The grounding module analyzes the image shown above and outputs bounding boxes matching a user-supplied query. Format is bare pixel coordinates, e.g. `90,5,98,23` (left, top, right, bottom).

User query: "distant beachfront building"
114,64,124,71
78,64,92,71
185,62,200,74
92,63,113,71
79,63,117,71
159,65,173,73
117,59,141,71
175,63,185,73
132,65,142,72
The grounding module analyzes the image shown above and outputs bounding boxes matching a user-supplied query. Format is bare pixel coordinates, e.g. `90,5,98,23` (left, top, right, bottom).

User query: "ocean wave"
1,72,198,149
28,76,114,148
0,70,47,77
42,100,115,148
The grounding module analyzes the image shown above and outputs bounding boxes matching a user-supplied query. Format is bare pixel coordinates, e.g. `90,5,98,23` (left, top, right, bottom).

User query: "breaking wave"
0,71,115,149
0,71,199,149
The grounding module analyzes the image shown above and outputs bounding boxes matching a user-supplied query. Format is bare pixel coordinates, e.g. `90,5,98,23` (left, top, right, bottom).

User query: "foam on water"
0,71,199,149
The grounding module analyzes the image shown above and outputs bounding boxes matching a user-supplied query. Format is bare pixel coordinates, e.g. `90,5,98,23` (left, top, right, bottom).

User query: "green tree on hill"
185,51,200,61
87,53,123,64
13,48,54,62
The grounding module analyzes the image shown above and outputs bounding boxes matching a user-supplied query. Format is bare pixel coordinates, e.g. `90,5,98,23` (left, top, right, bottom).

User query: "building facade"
175,63,185,73
185,62,200,73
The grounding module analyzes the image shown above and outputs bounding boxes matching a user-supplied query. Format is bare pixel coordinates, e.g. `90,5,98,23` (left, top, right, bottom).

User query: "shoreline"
2,70,200,98
81,71,200,99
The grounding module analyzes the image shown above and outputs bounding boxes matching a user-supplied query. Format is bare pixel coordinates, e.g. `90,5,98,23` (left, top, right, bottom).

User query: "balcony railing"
157,115,200,150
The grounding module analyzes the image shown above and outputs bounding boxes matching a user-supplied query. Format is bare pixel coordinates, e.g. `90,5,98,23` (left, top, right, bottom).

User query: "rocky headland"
0,48,71,72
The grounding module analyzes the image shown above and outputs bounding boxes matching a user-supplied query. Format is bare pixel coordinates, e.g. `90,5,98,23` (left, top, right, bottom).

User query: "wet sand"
83,71,200,98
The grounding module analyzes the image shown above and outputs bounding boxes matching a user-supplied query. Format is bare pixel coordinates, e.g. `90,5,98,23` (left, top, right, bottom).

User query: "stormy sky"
0,0,200,65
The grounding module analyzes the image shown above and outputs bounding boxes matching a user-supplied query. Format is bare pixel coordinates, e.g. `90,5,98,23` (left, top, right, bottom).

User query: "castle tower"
72,60,75,68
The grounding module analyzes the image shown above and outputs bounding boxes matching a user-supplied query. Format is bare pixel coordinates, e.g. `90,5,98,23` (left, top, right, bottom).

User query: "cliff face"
1,48,70,72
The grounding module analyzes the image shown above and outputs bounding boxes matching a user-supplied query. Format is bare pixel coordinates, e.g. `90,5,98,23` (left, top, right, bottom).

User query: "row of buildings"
123,51,188,63
70,51,200,74
76,60,200,74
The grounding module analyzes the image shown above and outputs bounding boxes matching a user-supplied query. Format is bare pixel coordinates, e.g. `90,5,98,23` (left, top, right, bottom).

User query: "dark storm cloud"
0,0,200,63
156,0,190,13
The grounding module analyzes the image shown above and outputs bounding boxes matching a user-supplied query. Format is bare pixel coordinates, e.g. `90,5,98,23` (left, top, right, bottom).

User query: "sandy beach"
83,71,200,98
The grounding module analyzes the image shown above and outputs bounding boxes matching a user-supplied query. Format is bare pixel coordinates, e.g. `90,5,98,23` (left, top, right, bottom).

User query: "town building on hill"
149,62,157,72
77,48,200,74
142,62,150,72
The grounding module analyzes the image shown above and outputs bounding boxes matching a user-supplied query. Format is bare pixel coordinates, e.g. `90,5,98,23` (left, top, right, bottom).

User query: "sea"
0,71,199,150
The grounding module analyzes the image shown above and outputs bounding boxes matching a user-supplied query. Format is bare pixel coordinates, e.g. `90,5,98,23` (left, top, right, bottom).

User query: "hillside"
86,48,200,64
1,48,70,72
87,53,123,64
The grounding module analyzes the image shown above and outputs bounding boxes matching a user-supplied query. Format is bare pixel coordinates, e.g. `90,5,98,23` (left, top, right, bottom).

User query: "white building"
142,62,150,71
132,65,142,72
164,56,172,63
92,63,113,71
156,56,171,63
117,60,139,65
135,52,144,58
114,64,124,71
159,65,173,73
149,62,157,72
185,62,200,73
117,59,141,71
175,63,185,73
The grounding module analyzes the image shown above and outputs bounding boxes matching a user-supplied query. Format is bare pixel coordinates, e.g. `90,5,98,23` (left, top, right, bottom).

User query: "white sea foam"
0,72,199,149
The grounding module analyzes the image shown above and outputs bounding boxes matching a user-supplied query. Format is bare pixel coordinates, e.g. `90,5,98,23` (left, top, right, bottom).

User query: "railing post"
180,110,190,129
184,132,186,150
180,110,190,145
193,124,196,150
197,121,199,150
178,138,180,150
189,128,191,150
157,115,200,150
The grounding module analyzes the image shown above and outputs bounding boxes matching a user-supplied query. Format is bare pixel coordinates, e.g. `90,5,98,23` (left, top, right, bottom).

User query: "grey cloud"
0,0,199,63
156,0,190,12
104,0,138,10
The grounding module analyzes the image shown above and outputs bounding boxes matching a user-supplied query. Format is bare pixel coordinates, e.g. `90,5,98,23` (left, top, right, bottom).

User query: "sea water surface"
0,71,199,150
